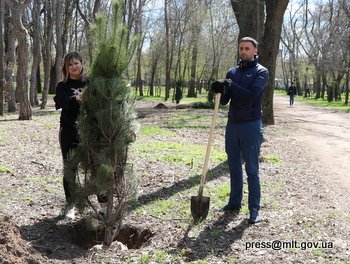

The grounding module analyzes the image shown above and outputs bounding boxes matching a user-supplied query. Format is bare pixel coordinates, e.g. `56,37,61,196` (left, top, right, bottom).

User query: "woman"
54,51,88,219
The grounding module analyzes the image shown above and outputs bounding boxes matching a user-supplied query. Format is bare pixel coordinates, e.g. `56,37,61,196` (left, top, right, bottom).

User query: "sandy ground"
273,93,350,213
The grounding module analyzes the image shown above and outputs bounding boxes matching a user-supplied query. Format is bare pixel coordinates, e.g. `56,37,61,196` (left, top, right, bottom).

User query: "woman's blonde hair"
61,51,86,83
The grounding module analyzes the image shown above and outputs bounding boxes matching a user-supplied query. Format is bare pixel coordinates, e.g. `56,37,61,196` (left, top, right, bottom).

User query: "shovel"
191,92,221,223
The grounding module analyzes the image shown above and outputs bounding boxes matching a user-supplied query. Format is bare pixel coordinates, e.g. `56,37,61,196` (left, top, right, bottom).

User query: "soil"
273,94,350,211
0,93,349,263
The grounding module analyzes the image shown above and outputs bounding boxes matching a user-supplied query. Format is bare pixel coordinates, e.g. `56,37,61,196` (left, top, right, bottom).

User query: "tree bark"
29,0,41,106
0,0,4,115
345,68,349,106
231,0,265,43
17,28,31,120
164,0,171,101
4,2,15,113
188,38,198,98
259,0,289,125
5,0,32,118
40,0,53,109
50,0,64,95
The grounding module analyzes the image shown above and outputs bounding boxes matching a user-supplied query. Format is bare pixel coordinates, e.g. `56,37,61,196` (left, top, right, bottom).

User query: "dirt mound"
0,216,48,264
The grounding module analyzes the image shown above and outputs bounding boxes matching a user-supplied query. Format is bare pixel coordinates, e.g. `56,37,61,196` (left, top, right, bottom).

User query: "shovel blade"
191,195,210,223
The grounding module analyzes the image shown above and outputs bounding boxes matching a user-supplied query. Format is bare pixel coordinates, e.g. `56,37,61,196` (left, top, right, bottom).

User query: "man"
211,37,269,224
288,82,297,106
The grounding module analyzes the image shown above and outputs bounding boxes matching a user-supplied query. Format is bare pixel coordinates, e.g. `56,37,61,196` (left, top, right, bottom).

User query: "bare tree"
209,1,238,79
0,0,4,115
40,0,53,109
15,4,31,120
75,0,102,63
293,0,349,101
164,0,171,100
281,2,305,94
29,0,41,106
188,0,205,98
4,2,16,113
343,0,350,105
49,0,64,95
4,0,32,119
133,0,151,97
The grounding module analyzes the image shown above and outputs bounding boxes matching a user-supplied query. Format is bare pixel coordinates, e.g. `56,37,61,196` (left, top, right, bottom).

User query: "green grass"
152,250,171,262
166,114,206,129
132,140,226,167
263,155,281,163
22,196,35,206
274,89,350,112
345,216,350,223
140,126,176,137
131,165,285,223
0,166,11,173
165,113,226,129
134,192,192,220
209,228,221,238
28,175,60,185
301,97,350,112
138,253,151,264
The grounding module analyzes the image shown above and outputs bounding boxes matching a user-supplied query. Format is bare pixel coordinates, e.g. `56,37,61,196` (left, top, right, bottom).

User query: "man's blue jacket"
220,57,269,123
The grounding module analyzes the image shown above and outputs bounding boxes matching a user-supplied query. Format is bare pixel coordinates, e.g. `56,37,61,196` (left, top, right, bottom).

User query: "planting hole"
69,220,154,249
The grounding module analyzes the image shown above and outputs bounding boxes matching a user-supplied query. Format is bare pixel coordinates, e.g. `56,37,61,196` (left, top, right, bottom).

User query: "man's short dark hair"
239,37,258,48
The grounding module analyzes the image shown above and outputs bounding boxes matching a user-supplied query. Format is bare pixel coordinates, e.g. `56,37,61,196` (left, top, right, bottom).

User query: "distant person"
288,82,297,106
306,88,311,97
54,51,88,219
211,37,269,224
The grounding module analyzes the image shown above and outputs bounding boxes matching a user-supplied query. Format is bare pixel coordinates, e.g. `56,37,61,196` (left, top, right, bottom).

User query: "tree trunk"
49,1,64,95
231,0,265,43
17,29,31,120
136,42,144,96
4,6,16,113
0,0,4,115
149,59,157,97
164,0,171,101
41,0,53,109
314,67,322,99
345,69,349,106
29,0,41,106
321,73,327,99
62,1,74,53
259,0,289,125
16,11,31,120
188,40,198,98
188,22,200,98
135,8,144,97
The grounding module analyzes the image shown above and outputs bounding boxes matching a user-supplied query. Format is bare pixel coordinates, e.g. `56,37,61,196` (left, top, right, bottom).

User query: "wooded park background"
0,0,349,123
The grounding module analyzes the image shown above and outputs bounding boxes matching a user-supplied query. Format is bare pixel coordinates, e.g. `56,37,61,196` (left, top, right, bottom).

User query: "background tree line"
0,0,349,123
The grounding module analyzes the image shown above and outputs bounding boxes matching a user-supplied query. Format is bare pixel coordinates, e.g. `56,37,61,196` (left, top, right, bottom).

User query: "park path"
273,93,350,212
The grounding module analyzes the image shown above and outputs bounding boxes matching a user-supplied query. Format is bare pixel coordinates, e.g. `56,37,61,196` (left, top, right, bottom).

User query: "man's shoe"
248,209,261,224
218,205,241,213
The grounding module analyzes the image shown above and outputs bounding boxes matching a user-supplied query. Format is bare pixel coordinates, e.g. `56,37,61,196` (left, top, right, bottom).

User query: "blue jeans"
225,119,263,211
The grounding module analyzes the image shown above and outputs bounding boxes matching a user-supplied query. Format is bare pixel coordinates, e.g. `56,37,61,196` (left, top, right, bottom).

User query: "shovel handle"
198,92,221,197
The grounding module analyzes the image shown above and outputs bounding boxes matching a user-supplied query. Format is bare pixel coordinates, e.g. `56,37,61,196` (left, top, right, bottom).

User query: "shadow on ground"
175,213,250,261
20,215,87,261
130,161,229,209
